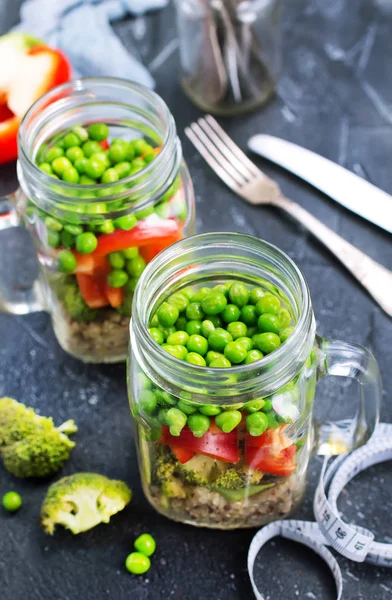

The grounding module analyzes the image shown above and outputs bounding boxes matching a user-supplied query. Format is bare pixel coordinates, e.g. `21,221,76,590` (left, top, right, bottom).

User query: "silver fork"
185,115,392,317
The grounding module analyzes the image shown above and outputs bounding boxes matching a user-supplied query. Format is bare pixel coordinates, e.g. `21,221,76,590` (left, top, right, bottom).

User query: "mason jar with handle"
0,78,195,363
128,233,381,529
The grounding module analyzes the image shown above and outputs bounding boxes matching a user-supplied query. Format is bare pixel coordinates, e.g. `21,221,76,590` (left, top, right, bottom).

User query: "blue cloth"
12,0,169,88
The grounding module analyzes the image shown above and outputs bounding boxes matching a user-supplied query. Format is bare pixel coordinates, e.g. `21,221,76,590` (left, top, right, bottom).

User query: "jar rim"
131,232,315,400
17,77,182,216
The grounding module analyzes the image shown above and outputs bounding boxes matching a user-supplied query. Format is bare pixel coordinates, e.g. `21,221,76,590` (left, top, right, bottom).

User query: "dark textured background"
1,1,392,599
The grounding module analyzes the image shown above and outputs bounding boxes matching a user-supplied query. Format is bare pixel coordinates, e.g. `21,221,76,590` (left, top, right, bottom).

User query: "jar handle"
0,193,46,314
314,334,381,455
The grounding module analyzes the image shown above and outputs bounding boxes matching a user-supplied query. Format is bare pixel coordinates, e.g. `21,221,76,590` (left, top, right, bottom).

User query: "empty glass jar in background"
174,0,282,115
0,78,195,363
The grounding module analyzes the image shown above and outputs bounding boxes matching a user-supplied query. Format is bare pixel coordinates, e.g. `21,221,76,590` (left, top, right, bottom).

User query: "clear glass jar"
129,233,381,529
0,78,195,363
174,0,282,115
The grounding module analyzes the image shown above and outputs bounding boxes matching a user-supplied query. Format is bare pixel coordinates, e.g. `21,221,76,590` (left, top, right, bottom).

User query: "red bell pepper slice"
72,252,110,276
91,218,181,257
139,232,183,263
103,282,124,308
76,273,109,309
160,425,239,464
245,426,297,477
170,446,196,464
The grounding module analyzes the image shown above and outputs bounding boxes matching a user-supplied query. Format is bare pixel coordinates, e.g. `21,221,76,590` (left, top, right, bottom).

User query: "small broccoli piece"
57,276,97,322
161,478,186,499
41,473,132,535
177,455,225,486
214,469,246,490
154,447,177,483
241,465,264,485
0,397,77,478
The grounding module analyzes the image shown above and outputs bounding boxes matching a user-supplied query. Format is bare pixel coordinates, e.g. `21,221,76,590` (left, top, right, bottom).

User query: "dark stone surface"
0,1,392,599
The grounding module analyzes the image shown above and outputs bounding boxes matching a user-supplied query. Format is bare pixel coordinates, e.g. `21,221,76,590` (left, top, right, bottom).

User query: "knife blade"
248,134,392,234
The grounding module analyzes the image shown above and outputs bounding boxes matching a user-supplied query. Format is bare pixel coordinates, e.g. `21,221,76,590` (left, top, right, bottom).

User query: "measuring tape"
248,423,392,600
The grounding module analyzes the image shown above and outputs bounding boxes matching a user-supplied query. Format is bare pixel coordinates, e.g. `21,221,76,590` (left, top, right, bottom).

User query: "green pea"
76,232,98,254
157,302,179,327
175,316,188,331
47,229,60,248
246,412,269,436
280,326,294,343
206,350,224,365
221,304,241,324
114,161,132,178
163,344,188,360
94,151,111,169
256,293,281,316
125,552,151,575
187,334,208,356
191,287,211,302
215,410,242,433
187,413,210,438
82,140,102,158
101,168,119,184
243,399,266,413
177,400,197,414
57,249,77,273
60,230,75,248
45,216,63,232
72,126,89,142
265,411,280,429
224,341,247,364
209,356,231,368
186,302,204,321
201,320,215,338
209,315,223,328
108,252,125,269
186,352,207,366
2,491,22,512
240,304,258,326
149,327,164,345
278,308,292,328
64,223,83,235
208,328,233,352
167,292,189,313
123,247,139,259
52,156,73,176
249,287,265,305
107,269,129,288
109,143,128,164
143,152,157,164
253,332,281,354
150,314,159,328
213,283,230,297
263,399,273,412
97,220,115,234
236,337,253,352
244,349,264,364
132,158,146,170
199,404,221,416
134,533,156,557
44,146,65,164
79,175,96,185
155,202,170,219
228,282,249,307
62,166,80,184
227,321,247,340
63,132,81,149
246,325,258,338
74,157,88,174
88,123,109,141
65,146,84,164
160,326,176,340
185,320,202,336
84,156,106,179
132,139,151,156
258,313,281,335
126,256,146,278
139,390,157,415
201,292,227,316
39,162,53,175
167,331,189,346
165,407,187,436
114,214,138,231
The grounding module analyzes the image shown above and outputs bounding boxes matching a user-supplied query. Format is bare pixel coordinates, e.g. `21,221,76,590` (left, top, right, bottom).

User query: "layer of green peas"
140,282,295,438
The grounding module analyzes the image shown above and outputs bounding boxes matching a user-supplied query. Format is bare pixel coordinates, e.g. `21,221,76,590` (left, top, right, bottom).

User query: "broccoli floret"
161,478,186,499
57,276,97,322
241,465,264,485
177,455,225,486
214,469,245,490
0,397,77,478
41,473,132,535
154,447,177,483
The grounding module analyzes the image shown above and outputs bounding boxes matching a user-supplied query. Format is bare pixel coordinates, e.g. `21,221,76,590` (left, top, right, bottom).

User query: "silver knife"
248,134,392,234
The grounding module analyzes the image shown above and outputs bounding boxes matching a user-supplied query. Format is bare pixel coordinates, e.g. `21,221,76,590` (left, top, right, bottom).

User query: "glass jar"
174,0,282,115
0,78,195,363
128,233,381,529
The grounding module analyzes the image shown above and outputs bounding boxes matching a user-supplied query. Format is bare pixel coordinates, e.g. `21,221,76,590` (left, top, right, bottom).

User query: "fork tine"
205,115,260,176
188,122,247,186
198,117,256,181
185,126,241,192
